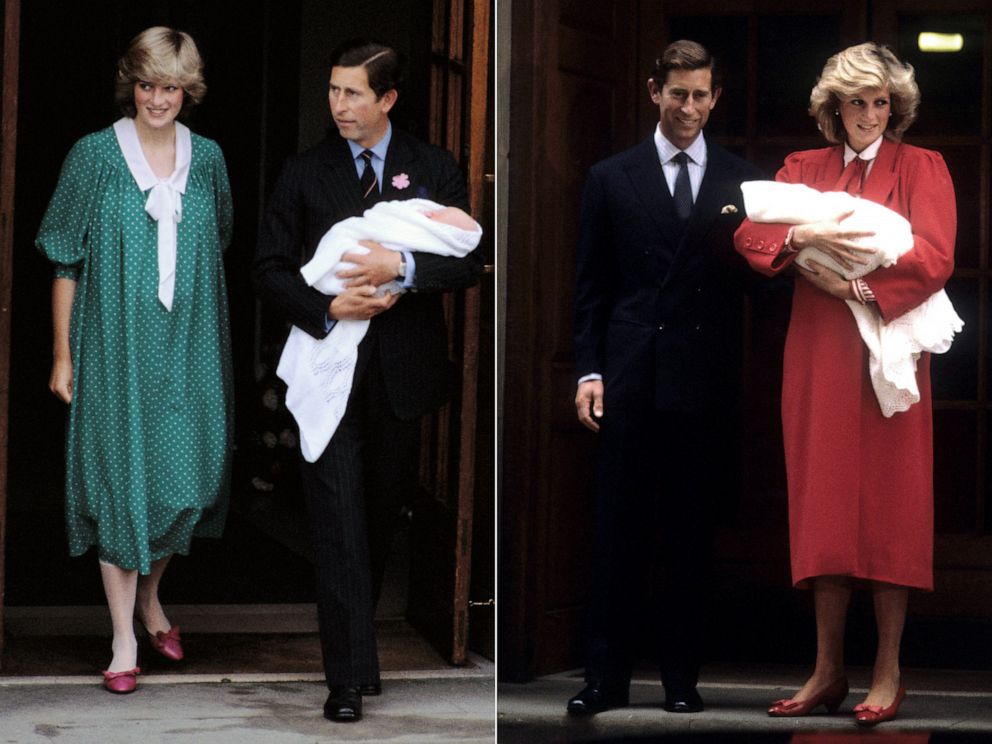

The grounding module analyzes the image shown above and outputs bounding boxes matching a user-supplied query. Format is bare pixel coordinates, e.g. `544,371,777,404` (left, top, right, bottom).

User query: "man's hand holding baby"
328,284,400,321
337,240,403,287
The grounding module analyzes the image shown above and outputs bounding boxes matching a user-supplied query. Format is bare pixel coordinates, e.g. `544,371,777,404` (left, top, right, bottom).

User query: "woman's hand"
50,277,76,403
797,259,855,300
49,354,73,404
792,211,877,272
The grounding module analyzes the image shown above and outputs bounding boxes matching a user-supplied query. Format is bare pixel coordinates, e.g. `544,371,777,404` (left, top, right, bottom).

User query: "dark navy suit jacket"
573,136,765,412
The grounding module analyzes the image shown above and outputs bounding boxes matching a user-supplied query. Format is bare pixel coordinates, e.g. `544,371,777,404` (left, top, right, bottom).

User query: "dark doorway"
5,0,492,670
501,0,992,680
9,0,310,613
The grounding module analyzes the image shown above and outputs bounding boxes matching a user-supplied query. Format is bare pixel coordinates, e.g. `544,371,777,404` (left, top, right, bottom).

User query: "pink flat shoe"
102,667,140,694
149,625,184,661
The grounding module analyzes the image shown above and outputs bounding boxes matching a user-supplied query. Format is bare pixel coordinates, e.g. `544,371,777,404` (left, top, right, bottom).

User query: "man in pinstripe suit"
253,39,483,722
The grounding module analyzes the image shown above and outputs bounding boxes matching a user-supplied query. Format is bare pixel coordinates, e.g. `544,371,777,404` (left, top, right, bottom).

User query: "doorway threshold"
0,656,494,687
6,603,321,635
1,605,483,677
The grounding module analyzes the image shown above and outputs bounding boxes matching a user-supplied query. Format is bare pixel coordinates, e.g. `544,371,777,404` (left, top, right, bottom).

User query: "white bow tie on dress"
144,181,183,310
113,117,192,312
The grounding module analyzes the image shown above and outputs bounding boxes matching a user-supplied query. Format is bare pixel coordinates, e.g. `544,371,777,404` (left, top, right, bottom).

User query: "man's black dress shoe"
324,686,362,722
359,682,382,696
566,684,629,716
664,688,704,713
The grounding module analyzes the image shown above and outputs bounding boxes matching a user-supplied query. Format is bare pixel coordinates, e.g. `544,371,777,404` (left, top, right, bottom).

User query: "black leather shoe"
664,688,704,713
359,682,382,696
566,683,629,716
323,686,362,722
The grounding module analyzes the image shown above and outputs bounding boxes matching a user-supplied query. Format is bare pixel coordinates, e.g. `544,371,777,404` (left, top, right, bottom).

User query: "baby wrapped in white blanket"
277,198,482,461
741,180,963,417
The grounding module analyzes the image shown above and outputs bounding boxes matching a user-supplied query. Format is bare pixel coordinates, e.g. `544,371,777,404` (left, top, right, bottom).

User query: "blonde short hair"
809,42,919,144
115,26,206,119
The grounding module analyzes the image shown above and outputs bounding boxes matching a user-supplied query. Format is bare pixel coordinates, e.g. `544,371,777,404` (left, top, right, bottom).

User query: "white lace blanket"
741,180,963,417
277,198,481,462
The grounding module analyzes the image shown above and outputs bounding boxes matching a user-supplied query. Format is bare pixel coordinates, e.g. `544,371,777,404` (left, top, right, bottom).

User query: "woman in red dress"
735,43,956,726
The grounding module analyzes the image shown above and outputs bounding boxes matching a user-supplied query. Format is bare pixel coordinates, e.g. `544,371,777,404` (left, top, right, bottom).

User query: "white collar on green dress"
112,117,192,311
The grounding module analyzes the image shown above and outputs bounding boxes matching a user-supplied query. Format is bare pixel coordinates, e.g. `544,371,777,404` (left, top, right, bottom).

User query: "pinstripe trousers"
300,340,420,687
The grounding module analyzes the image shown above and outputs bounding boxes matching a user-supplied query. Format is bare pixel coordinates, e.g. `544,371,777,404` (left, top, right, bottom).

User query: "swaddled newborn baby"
741,180,962,417
301,201,481,297
279,198,482,462
741,180,913,277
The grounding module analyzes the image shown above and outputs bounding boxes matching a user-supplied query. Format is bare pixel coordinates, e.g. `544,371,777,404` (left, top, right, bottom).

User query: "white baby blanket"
277,198,482,462
741,181,963,417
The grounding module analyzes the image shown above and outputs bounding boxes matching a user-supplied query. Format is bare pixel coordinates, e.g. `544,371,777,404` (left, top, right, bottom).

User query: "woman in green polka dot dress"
36,27,233,694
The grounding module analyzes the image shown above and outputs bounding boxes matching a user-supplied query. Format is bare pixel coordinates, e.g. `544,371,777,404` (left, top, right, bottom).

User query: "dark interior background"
7,0,443,607
501,0,992,680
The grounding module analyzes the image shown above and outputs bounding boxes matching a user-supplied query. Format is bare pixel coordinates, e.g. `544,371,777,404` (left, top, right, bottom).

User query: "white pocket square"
720,204,739,214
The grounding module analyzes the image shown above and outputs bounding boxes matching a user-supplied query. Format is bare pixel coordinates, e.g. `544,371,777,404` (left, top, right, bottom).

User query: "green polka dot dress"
36,123,234,575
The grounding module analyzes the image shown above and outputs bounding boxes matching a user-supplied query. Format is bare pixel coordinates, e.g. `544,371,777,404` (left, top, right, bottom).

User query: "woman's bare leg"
789,575,851,701
136,554,174,634
99,560,139,672
862,581,907,707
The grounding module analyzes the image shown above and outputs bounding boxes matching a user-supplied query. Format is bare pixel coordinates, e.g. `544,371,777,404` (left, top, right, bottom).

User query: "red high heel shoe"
767,677,849,717
854,685,906,726
102,667,141,694
148,625,184,661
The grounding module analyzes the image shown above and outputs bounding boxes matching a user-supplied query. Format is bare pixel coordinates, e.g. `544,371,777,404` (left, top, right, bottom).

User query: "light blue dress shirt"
325,124,416,332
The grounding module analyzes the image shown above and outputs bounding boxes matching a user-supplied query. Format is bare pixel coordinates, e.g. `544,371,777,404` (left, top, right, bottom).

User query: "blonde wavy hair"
809,42,919,144
115,26,206,119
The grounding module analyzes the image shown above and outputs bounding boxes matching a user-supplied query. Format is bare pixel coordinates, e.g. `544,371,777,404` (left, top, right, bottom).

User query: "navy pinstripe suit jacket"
254,127,483,420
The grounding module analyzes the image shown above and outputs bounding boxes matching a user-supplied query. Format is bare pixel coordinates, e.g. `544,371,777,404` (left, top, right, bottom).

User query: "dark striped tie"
672,151,692,222
359,150,378,204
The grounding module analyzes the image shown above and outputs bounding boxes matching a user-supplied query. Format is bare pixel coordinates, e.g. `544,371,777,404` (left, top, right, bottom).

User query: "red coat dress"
735,138,956,590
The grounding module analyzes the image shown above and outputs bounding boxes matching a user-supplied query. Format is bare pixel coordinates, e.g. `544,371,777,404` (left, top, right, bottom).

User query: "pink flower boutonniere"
391,173,411,190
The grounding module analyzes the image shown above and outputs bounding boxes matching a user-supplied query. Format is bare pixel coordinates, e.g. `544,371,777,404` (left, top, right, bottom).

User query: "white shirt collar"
654,126,707,167
843,135,883,166
113,117,191,193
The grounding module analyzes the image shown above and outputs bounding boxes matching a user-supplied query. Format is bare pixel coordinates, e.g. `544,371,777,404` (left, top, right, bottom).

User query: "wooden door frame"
500,0,642,682
431,0,493,665
451,0,492,664
0,0,20,665
409,0,491,666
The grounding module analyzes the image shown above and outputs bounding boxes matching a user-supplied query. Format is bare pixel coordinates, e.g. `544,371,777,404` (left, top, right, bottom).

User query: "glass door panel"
756,14,843,137
667,15,749,138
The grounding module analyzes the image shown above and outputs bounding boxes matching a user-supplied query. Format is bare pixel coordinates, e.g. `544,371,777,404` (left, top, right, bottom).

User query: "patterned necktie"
836,156,868,196
359,149,378,204
672,151,692,222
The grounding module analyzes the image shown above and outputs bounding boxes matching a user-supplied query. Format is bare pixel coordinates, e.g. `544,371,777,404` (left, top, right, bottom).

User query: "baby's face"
424,206,477,231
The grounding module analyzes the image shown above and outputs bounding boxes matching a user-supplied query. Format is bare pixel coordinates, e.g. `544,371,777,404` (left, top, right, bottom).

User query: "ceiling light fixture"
918,32,963,52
